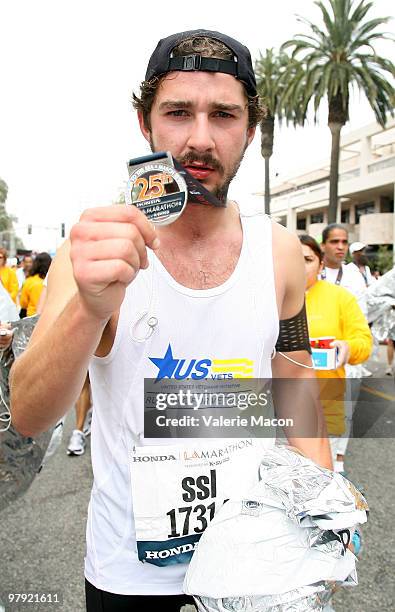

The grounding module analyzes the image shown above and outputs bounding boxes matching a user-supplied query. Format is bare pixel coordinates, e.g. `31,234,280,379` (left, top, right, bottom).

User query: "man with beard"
10,30,332,610
320,224,367,315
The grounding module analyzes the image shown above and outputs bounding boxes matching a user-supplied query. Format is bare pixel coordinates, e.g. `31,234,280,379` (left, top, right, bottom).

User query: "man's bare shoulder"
271,220,305,319
271,220,303,260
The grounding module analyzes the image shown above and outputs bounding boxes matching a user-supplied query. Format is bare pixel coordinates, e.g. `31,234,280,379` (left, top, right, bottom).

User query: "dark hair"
31,252,52,279
322,223,348,244
0,247,7,261
132,35,265,130
299,234,323,262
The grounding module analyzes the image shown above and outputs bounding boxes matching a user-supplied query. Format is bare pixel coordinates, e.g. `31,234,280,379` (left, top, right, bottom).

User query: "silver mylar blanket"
367,267,395,340
0,316,54,512
185,445,368,612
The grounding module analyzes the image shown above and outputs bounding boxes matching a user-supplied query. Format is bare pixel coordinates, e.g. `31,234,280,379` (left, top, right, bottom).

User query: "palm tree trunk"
264,156,270,215
327,122,342,224
260,115,275,217
327,91,348,225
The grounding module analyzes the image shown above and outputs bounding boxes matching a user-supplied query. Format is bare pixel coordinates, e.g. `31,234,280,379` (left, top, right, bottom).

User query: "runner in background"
66,374,92,456
320,224,375,483
385,328,395,376
347,242,375,288
320,224,367,314
19,252,52,317
300,235,372,472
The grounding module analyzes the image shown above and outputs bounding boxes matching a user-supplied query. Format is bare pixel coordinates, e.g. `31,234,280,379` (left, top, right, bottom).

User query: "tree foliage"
0,178,12,232
283,0,395,125
0,176,24,249
281,0,395,222
255,49,305,214
0,179,8,204
374,245,393,274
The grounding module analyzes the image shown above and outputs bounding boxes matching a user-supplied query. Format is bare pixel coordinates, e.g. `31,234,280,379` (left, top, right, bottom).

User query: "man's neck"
323,260,342,270
157,200,240,246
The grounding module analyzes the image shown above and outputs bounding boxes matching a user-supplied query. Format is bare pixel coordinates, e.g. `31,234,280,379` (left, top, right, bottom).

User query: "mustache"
177,152,224,175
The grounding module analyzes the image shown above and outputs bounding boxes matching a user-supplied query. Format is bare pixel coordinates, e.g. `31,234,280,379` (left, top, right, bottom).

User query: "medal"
126,152,187,225
126,151,227,224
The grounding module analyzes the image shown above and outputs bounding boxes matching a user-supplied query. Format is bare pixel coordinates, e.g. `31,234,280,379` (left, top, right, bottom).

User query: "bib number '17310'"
129,440,266,566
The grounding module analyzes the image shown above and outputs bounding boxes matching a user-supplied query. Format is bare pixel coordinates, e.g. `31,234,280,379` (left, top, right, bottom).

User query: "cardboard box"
311,347,338,370
310,337,338,370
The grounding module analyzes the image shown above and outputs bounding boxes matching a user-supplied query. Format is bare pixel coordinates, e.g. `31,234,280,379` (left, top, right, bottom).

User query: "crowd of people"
0,248,92,456
0,249,51,318
2,233,381,467
301,229,373,476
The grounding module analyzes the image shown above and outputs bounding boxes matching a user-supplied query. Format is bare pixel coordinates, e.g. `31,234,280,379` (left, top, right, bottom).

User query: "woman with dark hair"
299,234,371,472
19,252,52,317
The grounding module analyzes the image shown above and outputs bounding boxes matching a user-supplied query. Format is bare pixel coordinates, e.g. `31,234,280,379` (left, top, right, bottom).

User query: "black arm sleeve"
275,302,312,354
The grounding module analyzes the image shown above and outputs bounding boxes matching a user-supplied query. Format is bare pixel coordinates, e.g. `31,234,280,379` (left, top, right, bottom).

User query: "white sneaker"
385,366,393,376
82,407,92,436
361,366,372,377
67,429,86,456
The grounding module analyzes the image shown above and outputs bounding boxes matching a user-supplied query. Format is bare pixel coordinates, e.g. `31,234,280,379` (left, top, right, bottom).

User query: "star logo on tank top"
149,343,254,381
149,344,181,380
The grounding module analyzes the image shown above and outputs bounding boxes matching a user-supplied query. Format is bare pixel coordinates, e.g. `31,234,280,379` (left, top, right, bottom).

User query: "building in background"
259,117,395,260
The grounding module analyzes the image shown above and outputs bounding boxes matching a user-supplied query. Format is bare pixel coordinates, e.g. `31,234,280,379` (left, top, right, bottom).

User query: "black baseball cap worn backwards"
145,29,257,97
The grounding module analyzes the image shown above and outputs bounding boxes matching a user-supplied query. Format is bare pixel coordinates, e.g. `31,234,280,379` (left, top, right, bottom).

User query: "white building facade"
261,117,395,252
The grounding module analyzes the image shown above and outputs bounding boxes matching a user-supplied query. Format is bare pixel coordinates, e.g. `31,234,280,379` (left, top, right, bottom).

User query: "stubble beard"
324,253,342,268
149,135,247,204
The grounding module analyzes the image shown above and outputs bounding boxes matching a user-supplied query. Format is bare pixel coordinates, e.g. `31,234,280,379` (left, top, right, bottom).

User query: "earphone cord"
130,256,158,342
272,348,315,369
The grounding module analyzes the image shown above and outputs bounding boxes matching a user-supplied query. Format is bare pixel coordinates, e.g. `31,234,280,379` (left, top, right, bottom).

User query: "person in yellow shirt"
19,252,52,317
0,247,19,303
299,235,372,472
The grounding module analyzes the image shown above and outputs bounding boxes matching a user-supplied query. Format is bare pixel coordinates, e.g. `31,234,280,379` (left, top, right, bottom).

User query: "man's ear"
138,111,151,144
246,126,256,147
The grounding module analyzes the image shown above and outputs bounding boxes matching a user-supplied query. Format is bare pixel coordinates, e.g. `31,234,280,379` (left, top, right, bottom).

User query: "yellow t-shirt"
306,280,372,435
20,274,45,316
0,266,19,303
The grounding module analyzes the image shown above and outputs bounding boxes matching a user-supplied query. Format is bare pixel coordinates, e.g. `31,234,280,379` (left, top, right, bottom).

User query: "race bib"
129,439,266,566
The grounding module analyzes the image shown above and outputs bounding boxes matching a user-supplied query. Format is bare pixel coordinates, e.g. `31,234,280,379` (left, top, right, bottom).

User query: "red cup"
310,336,335,349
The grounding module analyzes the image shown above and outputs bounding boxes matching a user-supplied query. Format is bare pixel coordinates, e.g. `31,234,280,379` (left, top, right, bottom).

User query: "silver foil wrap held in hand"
184,445,367,612
0,316,54,512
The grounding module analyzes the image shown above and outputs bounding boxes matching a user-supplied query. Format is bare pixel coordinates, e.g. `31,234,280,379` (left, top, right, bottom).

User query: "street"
1,352,394,611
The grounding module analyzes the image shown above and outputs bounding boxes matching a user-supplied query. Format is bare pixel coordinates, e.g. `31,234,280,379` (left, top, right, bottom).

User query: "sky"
0,0,394,251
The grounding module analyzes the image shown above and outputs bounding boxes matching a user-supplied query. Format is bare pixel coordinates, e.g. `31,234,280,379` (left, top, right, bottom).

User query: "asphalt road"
1,353,394,612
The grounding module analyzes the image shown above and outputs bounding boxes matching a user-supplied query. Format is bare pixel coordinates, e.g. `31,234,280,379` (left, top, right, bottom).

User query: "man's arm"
271,224,333,469
10,205,159,438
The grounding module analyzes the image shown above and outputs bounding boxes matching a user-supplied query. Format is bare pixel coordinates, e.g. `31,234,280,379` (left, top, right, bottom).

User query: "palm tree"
255,49,305,215
282,0,395,223
0,178,7,204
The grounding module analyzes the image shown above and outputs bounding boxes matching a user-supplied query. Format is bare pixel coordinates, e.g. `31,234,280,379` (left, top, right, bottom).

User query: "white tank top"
85,210,279,595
